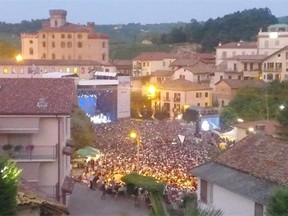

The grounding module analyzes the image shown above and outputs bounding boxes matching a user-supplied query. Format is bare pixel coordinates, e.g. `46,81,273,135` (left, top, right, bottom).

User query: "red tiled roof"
40,22,90,32
161,79,212,91
0,78,76,115
218,41,257,49
216,134,288,186
182,61,215,74
133,52,177,61
170,58,199,67
215,79,266,89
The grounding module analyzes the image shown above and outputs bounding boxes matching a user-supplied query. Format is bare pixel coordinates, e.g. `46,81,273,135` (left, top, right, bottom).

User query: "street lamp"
129,130,140,173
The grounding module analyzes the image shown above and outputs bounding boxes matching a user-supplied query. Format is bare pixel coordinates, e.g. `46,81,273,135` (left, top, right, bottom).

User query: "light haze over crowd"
0,0,287,24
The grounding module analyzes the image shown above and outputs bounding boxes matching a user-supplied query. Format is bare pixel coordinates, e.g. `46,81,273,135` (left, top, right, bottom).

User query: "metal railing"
9,144,57,161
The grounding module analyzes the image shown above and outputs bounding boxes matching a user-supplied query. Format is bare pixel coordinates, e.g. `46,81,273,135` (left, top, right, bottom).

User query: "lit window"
3,67,8,74
66,68,70,73
73,68,78,74
20,67,24,74
12,67,16,74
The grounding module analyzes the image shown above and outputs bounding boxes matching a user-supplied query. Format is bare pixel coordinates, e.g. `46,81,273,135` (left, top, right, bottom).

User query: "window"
276,63,282,71
67,34,72,39
196,92,202,98
42,53,46,59
205,92,208,97
102,41,105,48
221,100,225,107
220,76,223,80
52,53,55,60
165,92,169,101
267,62,274,70
174,93,180,102
228,76,232,79
61,34,65,39
205,102,208,107
12,67,16,74
233,63,237,71
77,42,82,48
3,67,8,74
28,67,33,74
286,52,288,60
163,61,166,67
29,40,33,44
179,75,185,80
61,41,65,48
42,34,46,39
102,53,106,61
52,41,55,48
77,34,82,39
42,42,46,47
254,203,263,216
52,34,55,39
221,51,227,59
250,63,253,70
29,48,33,55
197,103,200,106
244,63,247,71
267,73,273,80
73,68,78,74
54,20,58,27
238,75,241,80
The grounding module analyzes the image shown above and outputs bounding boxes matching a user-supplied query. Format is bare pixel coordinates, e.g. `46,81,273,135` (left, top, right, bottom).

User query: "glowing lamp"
15,54,23,62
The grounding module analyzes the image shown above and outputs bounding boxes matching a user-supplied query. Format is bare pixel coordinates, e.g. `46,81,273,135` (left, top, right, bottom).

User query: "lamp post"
15,54,23,78
129,130,140,173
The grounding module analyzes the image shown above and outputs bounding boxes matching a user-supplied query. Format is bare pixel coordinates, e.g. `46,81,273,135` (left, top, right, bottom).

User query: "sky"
0,0,287,25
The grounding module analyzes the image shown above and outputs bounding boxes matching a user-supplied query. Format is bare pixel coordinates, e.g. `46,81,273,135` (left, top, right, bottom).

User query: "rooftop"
133,52,177,61
0,78,76,115
161,79,211,91
215,79,266,89
216,133,288,186
218,41,257,49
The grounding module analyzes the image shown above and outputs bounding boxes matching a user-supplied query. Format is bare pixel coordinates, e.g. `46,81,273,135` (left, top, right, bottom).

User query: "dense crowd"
78,118,229,204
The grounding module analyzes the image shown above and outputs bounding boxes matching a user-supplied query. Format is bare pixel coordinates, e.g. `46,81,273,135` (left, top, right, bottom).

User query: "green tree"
220,107,238,130
267,187,288,216
0,40,18,59
276,102,288,139
130,91,149,119
71,106,95,150
0,158,21,216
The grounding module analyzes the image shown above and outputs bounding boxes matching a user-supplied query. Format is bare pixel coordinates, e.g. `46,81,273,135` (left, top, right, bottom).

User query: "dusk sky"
0,0,287,25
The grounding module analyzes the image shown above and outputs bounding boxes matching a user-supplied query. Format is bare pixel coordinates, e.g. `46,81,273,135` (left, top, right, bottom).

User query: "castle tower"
49,9,67,27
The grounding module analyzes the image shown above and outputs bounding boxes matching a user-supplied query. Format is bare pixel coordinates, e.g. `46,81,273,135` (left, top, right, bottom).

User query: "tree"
276,101,288,140
220,107,237,130
267,187,288,216
0,157,21,216
71,106,95,150
130,91,149,119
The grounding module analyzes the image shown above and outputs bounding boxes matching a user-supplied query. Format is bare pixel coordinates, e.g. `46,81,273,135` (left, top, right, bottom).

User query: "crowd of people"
77,118,232,205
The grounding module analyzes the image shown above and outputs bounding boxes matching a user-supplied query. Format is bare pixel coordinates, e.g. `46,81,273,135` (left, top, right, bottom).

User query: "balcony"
1,144,57,162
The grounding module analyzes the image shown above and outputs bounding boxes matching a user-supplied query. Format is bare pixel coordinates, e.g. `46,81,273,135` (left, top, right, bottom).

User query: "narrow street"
68,183,150,216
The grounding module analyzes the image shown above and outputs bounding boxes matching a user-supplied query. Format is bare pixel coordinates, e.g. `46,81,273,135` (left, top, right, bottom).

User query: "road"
68,182,150,216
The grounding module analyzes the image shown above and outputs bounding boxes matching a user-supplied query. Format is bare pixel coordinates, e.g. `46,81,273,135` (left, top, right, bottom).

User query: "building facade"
0,78,77,204
21,10,109,64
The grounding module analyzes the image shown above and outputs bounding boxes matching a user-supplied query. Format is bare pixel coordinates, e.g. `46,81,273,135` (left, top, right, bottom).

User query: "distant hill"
278,16,288,24
0,8,287,59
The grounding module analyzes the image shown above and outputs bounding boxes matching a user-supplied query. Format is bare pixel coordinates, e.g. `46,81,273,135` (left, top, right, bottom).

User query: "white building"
191,134,288,216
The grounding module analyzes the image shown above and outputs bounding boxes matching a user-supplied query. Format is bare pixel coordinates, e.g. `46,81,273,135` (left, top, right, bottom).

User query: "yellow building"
21,10,109,64
152,79,212,117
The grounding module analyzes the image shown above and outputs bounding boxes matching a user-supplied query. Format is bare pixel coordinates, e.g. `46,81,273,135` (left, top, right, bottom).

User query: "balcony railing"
4,144,57,161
